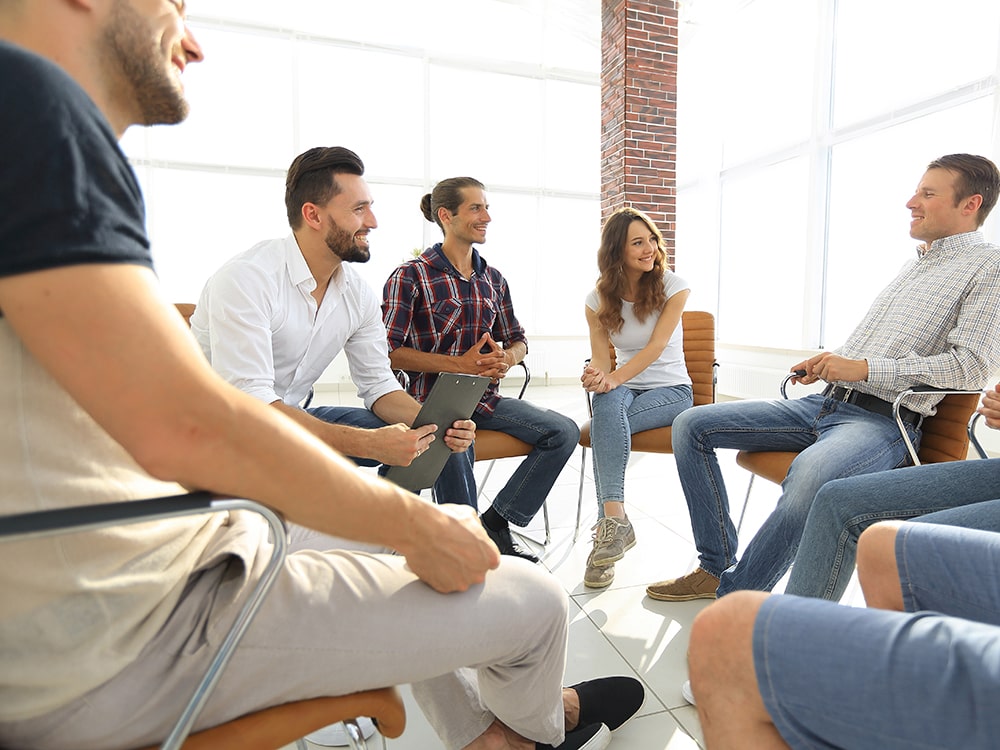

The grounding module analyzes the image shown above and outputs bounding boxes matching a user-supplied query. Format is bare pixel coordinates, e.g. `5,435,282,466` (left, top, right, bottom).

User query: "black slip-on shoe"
536,722,610,750
569,675,645,731
482,520,540,563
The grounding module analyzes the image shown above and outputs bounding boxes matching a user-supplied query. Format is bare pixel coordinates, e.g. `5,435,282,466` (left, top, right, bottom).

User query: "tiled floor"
294,382,833,750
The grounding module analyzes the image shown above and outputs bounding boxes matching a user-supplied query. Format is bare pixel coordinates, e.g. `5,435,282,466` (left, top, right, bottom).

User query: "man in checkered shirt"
646,153,1000,604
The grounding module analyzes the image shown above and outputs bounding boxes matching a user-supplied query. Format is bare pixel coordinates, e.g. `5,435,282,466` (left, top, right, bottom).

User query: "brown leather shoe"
645,568,719,601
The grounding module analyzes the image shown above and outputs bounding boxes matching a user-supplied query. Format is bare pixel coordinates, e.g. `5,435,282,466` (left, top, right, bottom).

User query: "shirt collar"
424,243,487,277
284,234,316,291
917,230,984,258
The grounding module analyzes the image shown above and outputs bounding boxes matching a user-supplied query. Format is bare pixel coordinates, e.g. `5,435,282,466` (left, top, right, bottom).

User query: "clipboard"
383,373,490,492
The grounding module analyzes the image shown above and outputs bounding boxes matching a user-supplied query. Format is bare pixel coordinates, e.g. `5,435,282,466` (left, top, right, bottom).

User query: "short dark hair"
927,153,1000,227
285,147,365,229
420,177,485,232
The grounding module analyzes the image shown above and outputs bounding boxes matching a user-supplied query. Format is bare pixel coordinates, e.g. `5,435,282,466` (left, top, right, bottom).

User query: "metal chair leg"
574,445,587,542
735,474,755,535
344,719,367,749
476,459,498,501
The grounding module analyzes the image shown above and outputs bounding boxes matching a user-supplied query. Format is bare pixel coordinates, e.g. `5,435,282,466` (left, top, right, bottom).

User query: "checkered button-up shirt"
382,243,527,416
835,230,1000,416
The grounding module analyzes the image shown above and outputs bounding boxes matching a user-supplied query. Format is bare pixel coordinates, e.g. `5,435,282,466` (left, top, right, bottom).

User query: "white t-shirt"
585,272,692,390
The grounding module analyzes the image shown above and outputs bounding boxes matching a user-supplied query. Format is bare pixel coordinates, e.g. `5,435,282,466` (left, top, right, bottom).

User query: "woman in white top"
581,207,693,588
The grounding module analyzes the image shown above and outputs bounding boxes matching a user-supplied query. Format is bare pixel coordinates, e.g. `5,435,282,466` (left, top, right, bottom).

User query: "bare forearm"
270,399,383,460
390,346,471,374
370,389,421,426
0,266,424,552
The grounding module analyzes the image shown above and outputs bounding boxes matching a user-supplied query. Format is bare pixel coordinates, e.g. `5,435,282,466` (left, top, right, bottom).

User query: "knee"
689,591,766,694
857,521,902,581
550,413,581,449
690,593,752,661
672,403,716,443
512,559,569,629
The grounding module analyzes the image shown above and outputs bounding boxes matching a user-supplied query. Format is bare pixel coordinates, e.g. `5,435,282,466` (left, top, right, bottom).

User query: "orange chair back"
579,310,717,453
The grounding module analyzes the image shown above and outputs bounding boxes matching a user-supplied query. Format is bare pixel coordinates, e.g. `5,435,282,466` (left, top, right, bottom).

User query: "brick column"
601,0,679,263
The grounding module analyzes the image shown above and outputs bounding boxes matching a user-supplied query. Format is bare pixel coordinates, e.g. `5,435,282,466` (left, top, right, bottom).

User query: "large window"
677,0,1000,350
122,0,601,338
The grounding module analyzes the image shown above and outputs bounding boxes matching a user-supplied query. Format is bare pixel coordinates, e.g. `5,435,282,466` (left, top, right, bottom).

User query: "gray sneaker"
589,516,636,567
584,556,615,588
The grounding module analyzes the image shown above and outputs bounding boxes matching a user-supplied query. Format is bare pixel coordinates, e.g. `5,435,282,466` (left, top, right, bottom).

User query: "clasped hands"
465,332,514,383
581,363,618,394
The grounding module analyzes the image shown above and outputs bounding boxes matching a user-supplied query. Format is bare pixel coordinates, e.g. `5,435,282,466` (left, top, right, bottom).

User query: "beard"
101,0,190,126
325,221,371,264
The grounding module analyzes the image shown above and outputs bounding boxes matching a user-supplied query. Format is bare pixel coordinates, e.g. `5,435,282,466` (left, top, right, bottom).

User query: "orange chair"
1,494,404,750
734,379,988,534
576,311,717,541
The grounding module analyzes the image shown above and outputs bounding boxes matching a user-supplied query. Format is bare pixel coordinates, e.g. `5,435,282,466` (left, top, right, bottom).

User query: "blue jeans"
590,383,692,510
670,394,920,593
436,396,579,527
786,458,1000,599
307,405,476,506
754,522,1000,749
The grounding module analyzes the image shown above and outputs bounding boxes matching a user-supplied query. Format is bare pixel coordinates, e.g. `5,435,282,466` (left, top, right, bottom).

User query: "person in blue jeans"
688,517,1000,749
580,207,693,589
645,153,1000,603
785,381,1000,600
382,177,580,563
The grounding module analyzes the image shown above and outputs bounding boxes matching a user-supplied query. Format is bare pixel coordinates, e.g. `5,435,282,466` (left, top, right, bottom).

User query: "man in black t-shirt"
0,4,640,750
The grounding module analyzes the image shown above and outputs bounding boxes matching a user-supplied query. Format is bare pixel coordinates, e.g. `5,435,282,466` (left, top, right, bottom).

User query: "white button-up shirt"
191,234,401,409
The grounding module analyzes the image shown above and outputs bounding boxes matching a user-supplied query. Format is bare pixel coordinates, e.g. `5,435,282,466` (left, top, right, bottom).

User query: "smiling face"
100,0,204,126
443,187,491,246
905,167,979,245
318,173,377,264
622,218,660,276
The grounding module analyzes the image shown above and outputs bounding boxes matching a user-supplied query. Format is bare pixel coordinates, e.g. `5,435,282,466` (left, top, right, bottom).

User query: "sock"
481,506,509,532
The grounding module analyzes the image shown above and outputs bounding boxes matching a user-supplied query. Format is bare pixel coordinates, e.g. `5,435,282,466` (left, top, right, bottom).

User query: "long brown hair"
595,207,667,334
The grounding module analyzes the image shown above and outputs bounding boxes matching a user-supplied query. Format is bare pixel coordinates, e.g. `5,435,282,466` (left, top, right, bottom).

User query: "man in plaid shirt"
383,177,579,563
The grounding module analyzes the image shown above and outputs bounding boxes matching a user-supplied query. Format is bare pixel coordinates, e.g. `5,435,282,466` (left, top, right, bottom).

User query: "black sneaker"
481,520,540,563
537,723,610,750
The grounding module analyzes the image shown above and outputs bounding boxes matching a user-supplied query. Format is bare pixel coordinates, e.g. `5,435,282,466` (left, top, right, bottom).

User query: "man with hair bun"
383,177,580,563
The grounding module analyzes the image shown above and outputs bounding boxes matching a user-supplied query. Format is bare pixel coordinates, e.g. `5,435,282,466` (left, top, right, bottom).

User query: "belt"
822,385,923,427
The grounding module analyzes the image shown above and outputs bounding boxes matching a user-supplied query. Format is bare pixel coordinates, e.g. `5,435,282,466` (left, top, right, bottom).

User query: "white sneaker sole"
578,723,612,750
681,679,696,706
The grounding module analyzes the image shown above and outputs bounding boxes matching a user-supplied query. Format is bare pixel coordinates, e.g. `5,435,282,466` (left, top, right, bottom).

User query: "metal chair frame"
735,377,989,534
1,494,393,750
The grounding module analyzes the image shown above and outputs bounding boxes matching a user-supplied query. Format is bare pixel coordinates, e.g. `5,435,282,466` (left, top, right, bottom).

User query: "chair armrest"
893,387,985,466
778,372,798,399
1,493,288,750
510,360,530,400
968,412,989,460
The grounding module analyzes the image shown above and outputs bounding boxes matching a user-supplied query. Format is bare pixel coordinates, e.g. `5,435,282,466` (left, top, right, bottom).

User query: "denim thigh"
754,592,1000,749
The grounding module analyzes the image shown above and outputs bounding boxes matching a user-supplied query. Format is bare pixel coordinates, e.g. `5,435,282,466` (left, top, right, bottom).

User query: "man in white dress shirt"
191,146,476,491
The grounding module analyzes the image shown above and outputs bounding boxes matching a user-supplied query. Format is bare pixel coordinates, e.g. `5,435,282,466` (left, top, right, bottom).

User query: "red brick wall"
601,0,679,265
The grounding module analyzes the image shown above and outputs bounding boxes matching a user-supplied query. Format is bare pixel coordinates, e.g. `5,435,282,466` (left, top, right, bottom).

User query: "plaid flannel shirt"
382,243,527,416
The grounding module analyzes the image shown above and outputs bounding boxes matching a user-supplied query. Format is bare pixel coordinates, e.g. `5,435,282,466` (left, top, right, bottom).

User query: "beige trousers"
0,524,569,750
